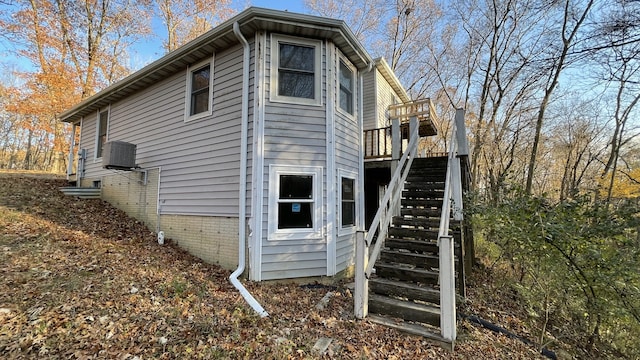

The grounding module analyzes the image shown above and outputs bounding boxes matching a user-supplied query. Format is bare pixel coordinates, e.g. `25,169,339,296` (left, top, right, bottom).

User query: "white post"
354,230,368,319
439,234,456,342
66,124,77,179
451,157,463,221
455,108,468,157
391,119,401,216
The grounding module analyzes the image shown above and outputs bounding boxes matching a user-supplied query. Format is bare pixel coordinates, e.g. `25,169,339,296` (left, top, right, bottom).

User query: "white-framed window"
184,57,213,121
338,59,355,116
268,165,323,240
338,169,358,235
95,107,109,159
270,34,322,106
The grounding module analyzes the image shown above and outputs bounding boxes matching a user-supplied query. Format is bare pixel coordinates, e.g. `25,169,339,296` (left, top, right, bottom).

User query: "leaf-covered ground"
0,171,549,359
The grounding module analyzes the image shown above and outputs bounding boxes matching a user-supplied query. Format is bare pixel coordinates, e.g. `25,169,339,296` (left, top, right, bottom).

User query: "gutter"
230,21,268,318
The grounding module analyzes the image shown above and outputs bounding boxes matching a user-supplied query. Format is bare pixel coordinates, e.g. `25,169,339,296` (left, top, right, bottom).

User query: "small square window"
339,60,354,115
268,165,323,240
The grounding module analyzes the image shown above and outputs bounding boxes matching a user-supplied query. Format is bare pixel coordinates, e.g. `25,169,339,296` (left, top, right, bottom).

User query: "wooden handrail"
364,118,420,277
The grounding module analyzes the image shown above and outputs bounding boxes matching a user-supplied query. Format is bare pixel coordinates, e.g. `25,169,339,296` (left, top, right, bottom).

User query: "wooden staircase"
368,156,463,348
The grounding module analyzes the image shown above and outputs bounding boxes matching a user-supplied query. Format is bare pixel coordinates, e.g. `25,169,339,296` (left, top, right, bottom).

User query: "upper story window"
271,34,322,106
339,60,355,115
95,108,109,158
185,57,213,121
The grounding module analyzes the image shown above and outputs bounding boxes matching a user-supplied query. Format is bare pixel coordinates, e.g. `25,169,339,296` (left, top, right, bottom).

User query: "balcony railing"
363,99,439,160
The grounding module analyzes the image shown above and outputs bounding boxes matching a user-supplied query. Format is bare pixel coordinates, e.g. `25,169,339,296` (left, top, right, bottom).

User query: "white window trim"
270,34,322,106
337,57,356,119
184,56,214,122
94,106,110,161
268,165,323,241
338,169,358,236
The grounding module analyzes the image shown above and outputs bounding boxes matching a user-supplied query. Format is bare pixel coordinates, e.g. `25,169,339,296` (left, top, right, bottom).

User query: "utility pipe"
230,21,268,318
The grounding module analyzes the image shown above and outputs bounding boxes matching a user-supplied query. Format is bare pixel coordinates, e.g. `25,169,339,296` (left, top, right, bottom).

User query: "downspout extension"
230,21,268,318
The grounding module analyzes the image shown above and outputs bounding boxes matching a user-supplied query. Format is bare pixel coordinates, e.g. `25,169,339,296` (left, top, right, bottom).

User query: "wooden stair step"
388,227,439,240
367,315,453,350
370,277,440,305
369,294,440,327
401,199,443,207
404,180,444,191
401,208,443,217
392,217,462,230
402,190,444,200
379,249,440,269
392,217,441,228
385,238,439,254
405,176,446,183
375,263,439,283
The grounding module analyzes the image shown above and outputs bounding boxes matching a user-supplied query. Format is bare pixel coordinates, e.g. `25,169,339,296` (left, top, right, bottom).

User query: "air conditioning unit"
102,141,137,170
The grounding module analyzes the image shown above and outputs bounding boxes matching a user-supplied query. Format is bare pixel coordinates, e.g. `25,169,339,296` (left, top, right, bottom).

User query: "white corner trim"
326,42,336,276
250,31,267,282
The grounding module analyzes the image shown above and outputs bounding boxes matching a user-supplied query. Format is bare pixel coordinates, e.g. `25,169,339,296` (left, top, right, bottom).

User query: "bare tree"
154,0,234,52
525,0,595,194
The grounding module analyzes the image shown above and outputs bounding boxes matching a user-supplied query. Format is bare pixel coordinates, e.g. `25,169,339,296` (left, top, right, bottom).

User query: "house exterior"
59,7,412,282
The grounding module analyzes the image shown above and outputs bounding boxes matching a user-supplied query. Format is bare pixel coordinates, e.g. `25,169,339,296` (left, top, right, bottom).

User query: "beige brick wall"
100,169,159,230
159,215,239,269
81,170,239,270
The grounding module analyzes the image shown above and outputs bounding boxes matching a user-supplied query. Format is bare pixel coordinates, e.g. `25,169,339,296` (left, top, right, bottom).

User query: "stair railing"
355,116,420,319
438,108,468,342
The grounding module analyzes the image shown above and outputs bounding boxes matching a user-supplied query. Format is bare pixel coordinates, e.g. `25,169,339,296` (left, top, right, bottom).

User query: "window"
339,169,357,233
268,165,323,240
185,57,213,121
278,175,314,229
339,60,354,115
341,177,355,227
271,35,322,105
96,109,109,158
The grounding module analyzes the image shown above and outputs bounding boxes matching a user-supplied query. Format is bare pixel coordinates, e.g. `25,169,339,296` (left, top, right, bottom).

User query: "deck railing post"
439,234,456,342
354,230,368,319
455,108,468,157
391,119,401,216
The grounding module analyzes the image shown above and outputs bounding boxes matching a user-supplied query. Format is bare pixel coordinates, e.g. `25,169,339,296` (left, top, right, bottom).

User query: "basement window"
268,165,323,240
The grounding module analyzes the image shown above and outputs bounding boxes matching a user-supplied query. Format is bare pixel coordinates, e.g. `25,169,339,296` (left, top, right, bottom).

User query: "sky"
127,1,310,70
0,1,311,77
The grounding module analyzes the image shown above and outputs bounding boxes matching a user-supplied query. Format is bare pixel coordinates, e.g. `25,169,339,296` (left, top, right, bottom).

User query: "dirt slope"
0,171,547,359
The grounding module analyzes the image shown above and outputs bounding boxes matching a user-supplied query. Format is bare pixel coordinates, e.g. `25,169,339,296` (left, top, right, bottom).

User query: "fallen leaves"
0,171,551,359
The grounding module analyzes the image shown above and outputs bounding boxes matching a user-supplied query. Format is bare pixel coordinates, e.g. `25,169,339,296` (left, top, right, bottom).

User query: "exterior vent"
102,141,137,170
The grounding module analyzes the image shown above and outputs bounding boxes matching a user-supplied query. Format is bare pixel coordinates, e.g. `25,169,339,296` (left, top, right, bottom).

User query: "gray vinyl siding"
79,43,246,217
376,70,399,128
260,34,328,280
362,69,377,130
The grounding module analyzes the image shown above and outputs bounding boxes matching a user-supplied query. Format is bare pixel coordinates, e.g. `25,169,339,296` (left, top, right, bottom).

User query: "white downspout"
231,21,268,318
